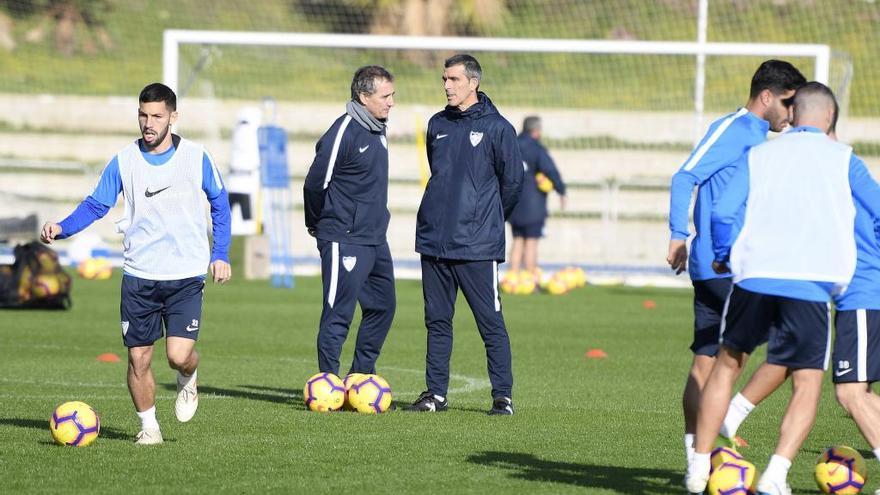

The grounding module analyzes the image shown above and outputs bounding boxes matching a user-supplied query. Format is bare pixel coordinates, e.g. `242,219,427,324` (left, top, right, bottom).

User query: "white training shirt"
115,138,211,280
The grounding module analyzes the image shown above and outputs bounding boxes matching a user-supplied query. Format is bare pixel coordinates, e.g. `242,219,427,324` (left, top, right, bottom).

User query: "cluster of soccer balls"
303,372,392,414
500,266,586,296
77,257,113,280
706,445,867,495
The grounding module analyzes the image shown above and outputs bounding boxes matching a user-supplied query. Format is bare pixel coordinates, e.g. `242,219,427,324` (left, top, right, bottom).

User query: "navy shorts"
691,277,733,356
120,275,205,347
833,309,880,383
721,285,830,370
511,222,544,239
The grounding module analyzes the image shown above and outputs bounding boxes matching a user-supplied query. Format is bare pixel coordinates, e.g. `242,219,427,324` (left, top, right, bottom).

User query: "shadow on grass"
467,451,680,494
159,383,305,409
0,417,130,441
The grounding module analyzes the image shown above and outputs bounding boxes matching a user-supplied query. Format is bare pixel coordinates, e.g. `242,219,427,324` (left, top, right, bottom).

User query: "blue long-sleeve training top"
668,108,769,281
57,142,231,263
712,127,880,302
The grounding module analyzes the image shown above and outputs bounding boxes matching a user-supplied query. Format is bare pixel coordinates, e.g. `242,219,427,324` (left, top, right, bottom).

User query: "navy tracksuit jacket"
508,133,566,228
416,92,523,399
303,111,395,376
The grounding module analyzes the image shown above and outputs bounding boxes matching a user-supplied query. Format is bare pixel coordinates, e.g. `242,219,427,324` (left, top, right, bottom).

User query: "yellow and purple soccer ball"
711,446,745,472
342,373,367,411
49,401,100,447
500,271,519,295
815,445,867,494
77,258,112,280
515,271,537,295
707,458,759,495
535,172,554,193
31,274,61,298
346,374,392,414
303,372,345,412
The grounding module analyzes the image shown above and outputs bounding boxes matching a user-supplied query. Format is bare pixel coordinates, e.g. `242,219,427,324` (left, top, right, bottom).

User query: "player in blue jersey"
686,83,880,495
711,104,880,495
303,66,397,378
41,83,231,445
668,60,806,466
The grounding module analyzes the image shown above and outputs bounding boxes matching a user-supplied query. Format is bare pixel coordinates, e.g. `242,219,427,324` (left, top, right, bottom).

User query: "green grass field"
0,273,874,494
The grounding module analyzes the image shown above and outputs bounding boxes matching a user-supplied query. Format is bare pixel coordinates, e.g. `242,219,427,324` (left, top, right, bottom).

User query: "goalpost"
161,29,837,272
163,29,832,135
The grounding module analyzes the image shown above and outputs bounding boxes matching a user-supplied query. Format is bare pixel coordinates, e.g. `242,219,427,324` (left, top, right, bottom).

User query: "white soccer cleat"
684,471,709,494
175,370,198,422
134,428,163,445
756,478,791,495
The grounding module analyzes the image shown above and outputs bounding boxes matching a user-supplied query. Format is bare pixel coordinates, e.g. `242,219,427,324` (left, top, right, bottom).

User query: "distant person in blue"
40,83,231,445
686,82,880,495
711,102,880,494
408,54,523,415
667,60,805,466
303,66,396,379
507,116,566,279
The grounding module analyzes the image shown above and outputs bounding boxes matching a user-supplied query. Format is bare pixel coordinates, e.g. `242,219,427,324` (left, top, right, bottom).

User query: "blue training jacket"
416,92,524,261
508,133,566,227
668,109,769,281
303,113,390,246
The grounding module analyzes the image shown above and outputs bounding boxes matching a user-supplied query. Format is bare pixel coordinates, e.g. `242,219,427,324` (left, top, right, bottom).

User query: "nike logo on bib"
436,133,448,140
359,145,370,153
145,186,171,197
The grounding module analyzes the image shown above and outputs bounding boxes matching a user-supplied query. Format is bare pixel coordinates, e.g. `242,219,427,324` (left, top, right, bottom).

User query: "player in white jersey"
41,83,232,445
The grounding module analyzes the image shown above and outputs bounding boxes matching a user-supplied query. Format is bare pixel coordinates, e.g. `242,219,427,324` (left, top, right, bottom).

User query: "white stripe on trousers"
327,242,339,308
493,261,500,312
857,309,868,381
823,302,832,371
717,284,735,344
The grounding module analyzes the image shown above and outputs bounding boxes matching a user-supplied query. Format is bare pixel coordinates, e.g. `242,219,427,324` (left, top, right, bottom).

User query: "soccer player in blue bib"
667,60,805,465
303,66,397,378
686,82,880,495
41,83,231,445
409,54,523,415
710,105,880,495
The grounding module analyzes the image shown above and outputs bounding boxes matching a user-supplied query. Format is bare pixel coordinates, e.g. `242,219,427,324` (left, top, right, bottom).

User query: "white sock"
136,405,160,431
760,454,792,486
689,451,711,478
873,447,880,462
684,433,695,464
433,394,445,402
720,392,755,439
177,368,197,387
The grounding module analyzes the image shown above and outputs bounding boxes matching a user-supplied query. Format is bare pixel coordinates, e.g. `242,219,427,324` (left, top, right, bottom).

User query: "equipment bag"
0,242,72,309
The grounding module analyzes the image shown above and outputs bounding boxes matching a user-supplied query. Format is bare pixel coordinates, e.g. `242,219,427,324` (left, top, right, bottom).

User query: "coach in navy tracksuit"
508,116,566,276
408,54,523,415
303,66,396,376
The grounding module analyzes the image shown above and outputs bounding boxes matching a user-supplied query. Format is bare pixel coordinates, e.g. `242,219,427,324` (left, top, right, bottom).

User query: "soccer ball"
77,258,112,280
342,373,367,410
711,446,745,472
535,172,554,193
346,374,392,414
544,273,568,295
500,271,519,294
31,274,61,298
49,401,100,447
815,445,867,494
515,272,537,295
707,459,759,495
303,372,345,412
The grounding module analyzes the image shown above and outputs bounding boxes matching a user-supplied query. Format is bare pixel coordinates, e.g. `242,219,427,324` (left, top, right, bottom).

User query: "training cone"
96,353,120,363
585,348,607,359
642,299,657,309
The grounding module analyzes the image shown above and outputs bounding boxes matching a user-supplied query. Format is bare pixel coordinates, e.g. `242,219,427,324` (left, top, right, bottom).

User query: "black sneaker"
488,396,514,415
406,391,448,412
